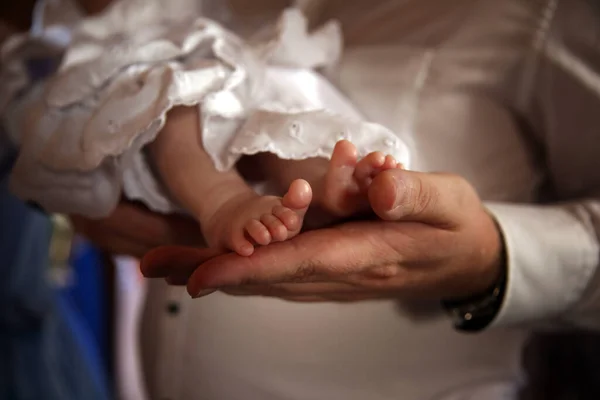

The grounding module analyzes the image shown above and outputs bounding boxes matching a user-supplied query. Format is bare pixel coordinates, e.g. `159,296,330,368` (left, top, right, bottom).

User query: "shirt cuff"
485,202,599,327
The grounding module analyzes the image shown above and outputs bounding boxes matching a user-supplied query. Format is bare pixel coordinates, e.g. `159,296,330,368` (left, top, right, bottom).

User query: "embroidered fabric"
0,0,411,218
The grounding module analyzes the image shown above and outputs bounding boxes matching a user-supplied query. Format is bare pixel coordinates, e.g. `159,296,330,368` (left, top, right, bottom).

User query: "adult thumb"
368,169,477,227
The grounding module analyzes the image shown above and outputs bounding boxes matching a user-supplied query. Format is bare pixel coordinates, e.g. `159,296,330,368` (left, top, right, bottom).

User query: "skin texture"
148,106,401,257
6,0,501,303
141,168,503,303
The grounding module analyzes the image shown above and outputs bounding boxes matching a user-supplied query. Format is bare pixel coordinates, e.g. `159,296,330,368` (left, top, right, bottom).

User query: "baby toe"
382,154,398,170
272,205,301,231
244,219,272,246
260,213,288,242
354,151,386,188
330,140,359,169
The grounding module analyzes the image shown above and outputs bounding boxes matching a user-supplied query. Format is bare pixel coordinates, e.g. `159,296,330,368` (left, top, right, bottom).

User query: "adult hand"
71,200,203,259
141,169,504,302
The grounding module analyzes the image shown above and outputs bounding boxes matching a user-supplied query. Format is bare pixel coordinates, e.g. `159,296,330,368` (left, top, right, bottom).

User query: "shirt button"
166,301,180,315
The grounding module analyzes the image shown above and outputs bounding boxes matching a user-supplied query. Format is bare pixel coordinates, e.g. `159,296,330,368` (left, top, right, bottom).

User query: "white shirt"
3,0,600,399
139,1,600,399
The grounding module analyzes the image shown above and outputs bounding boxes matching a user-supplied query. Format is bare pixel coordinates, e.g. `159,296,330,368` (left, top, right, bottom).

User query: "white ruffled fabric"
0,0,411,218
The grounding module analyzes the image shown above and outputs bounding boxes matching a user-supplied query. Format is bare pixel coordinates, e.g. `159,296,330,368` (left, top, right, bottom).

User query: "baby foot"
318,140,402,217
203,179,312,256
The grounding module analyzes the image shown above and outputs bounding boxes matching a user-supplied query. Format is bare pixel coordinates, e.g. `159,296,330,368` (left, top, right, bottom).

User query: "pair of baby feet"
205,140,403,256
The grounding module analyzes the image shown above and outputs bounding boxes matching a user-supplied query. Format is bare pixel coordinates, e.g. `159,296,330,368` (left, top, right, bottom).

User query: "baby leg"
148,106,313,256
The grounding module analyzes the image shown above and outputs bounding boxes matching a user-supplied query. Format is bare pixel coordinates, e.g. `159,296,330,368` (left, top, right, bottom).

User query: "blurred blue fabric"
0,138,112,400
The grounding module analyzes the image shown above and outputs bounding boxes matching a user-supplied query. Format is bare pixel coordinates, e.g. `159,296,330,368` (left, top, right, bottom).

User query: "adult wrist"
441,212,508,332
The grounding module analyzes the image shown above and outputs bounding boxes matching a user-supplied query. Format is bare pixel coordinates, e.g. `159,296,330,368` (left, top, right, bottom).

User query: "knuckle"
407,176,440,217
447,174,479,208
410,172,480,218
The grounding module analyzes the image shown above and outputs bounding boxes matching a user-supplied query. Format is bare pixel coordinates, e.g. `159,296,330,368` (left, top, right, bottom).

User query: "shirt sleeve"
486,0,600,330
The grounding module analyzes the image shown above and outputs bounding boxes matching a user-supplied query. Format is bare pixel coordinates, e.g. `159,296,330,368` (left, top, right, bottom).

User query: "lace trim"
1,0,410,218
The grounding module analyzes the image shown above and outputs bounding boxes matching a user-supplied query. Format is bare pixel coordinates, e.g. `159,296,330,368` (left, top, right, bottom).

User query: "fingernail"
192,288,216,298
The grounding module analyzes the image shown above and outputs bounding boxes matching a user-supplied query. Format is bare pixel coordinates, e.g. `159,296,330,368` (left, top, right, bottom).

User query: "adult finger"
141,245,222,278
111,202,203,247
368,169,478,228
74,201,203,249
185,222,402,298
71,219,152,258
89,235,150,259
